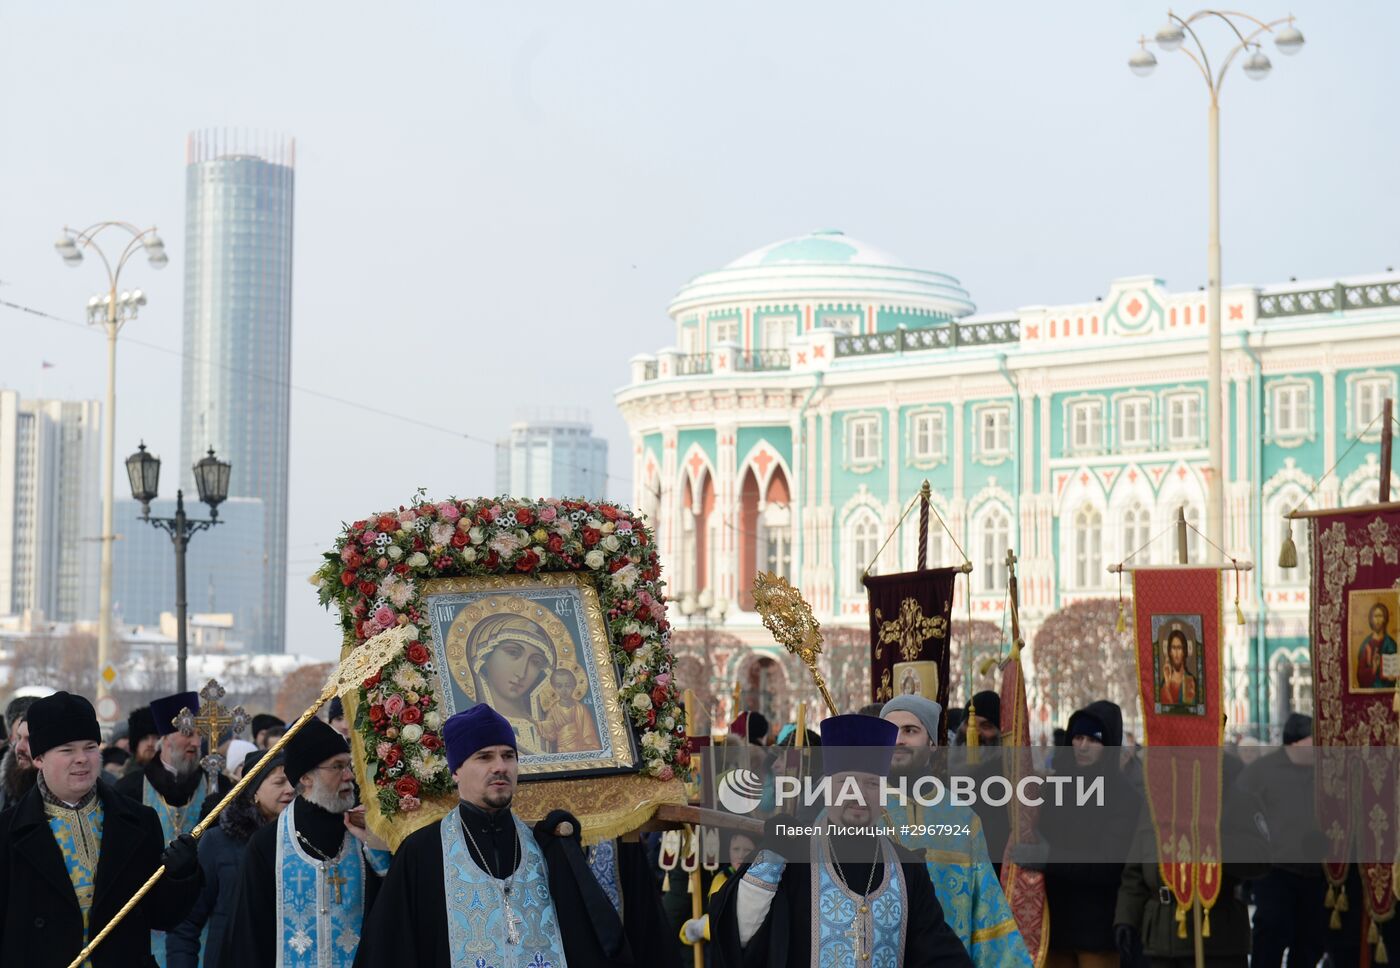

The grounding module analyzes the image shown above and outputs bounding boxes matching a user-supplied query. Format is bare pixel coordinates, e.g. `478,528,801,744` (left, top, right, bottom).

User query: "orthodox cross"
185,678,249,785
325,867,348,905
844,915,868,962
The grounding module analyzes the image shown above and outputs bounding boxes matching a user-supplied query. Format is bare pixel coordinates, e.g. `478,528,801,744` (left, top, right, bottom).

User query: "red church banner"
997,647,1048,966
864,568,959,724
1307,506,1400,925
1131,568,1226,931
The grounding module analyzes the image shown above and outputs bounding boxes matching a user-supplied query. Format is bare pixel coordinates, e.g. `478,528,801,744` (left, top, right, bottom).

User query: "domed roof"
669,230,974,320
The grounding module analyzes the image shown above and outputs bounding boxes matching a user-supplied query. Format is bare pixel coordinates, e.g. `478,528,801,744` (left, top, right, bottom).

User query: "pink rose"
398,511,417,527
384,694,406,717
376,741,392,758
538,506,558,523
398,795,421,812
374,605,396,627
657,766,674,782
437,502,461,522
655,672,671,688
359,531,378,547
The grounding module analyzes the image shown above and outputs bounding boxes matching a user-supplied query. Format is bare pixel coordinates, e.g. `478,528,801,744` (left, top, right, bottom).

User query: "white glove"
682,917,707,944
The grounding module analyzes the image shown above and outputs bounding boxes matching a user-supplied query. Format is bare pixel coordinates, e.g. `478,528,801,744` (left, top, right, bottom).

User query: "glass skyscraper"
180,131,295,652
495,410,608,502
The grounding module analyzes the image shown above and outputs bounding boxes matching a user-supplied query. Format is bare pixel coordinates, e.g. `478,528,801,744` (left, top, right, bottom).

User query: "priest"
708,713,973,967
114,690,233,966
353,702,669,968
880,696,1030,967
221,717,391,968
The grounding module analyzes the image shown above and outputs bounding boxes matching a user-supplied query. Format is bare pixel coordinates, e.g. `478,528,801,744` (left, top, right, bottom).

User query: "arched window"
980,508,1010,592
849,510,882,596
1121,502,1152,565
1074,506,1103,589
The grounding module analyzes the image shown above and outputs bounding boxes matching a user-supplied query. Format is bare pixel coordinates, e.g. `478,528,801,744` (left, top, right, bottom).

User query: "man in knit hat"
222,717,389,968
709,713,972,966
0,691,201,967
355,702,670,967
114,691,234,967
126,705,160,771
881,695,1030,966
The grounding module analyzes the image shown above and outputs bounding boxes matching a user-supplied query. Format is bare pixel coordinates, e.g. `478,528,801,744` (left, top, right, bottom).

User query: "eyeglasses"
311,761,354,776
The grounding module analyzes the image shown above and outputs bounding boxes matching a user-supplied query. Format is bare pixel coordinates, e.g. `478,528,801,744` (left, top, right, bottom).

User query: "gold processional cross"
173,679,250,786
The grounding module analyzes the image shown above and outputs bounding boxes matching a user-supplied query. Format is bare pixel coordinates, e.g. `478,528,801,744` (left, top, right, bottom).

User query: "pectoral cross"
504,899,523,945
844,915,869,962
326,868,348,905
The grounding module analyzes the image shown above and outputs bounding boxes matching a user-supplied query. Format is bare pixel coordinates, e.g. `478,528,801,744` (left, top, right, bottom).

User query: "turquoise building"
615,231,1400,737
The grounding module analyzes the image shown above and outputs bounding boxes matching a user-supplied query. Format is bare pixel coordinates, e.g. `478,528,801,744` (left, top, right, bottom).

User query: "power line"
1,296,631,490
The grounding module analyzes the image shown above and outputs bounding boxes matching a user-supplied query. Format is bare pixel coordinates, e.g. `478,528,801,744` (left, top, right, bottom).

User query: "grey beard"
168,755,201,780
303,783,356,814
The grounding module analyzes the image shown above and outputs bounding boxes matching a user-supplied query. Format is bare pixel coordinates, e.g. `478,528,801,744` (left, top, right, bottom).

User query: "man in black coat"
0,691,201,968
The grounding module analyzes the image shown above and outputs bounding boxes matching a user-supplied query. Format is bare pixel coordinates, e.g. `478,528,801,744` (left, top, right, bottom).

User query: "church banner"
1130,568,1225,930
1306,505,1400,924
997,647,1048,967
864,568,958,721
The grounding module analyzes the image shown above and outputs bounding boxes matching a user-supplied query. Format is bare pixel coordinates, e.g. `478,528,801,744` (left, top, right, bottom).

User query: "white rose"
631,692,652,711
602,534,621,553
469,526,485,545
661,716,675,730
601,521,617,535
462,548,478,563
584,550,606,570
586,518,604,530
400,723,423,743
407,552,429,568
424,710,443,729
387,544,403,560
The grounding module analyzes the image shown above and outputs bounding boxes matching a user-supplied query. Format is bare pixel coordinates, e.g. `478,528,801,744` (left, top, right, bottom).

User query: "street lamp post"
679,589,730,725
1130,11,1304,557
126,443,230,693
55,223,168,701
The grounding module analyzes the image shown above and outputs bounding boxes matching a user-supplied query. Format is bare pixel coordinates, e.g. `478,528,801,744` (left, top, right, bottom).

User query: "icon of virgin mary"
464,613,560,754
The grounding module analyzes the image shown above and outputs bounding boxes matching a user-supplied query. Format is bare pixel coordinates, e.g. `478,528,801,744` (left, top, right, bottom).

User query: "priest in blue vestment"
708,713,973,968
353,703,671,968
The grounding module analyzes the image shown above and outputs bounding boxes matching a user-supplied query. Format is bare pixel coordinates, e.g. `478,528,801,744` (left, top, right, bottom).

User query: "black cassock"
707,835,973,968
220,797,383,968
113,757,234,825
352,805,670,968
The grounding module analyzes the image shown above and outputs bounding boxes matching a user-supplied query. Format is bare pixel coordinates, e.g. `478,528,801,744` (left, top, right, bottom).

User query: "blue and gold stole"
440,808,568,968
812,834,907,968
143,771,209,968
885,801,1030,967
44,791,105,968
274,801,369,968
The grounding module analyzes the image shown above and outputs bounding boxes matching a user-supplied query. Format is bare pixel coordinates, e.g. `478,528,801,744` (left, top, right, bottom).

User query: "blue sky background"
1,2,1395,659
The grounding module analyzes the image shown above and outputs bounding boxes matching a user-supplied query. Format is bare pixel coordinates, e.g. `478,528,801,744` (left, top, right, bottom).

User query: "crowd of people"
0,683,1367,968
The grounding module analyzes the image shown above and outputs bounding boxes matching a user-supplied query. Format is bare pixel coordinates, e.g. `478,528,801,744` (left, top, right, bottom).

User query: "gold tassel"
1234,564,1246,626
977,656,999,677
1325,884,1336,909
1202,907,1211,938
1116,599,1127,633
1176,904,1188,939
1379,936,1391,964
1337,890,1350,913
663,871,671,891
1370,921,1380,945
1278,520,1298,569
1331,907,1344,931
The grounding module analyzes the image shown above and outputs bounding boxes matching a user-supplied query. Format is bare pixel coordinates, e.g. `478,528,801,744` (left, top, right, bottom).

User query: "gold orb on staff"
752,572,838,716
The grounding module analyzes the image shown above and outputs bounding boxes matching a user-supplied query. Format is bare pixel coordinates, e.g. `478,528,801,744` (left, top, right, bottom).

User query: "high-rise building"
111,495,266,651
180,130,295,652
495,410,608,501
0,391,102,622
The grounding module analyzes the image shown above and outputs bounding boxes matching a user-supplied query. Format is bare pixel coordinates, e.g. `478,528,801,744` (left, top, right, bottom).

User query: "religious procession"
2,457,1398,968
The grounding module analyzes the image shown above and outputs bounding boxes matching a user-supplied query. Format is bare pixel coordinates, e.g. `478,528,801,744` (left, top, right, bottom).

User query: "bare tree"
947,619,1007,705
275,663,335,721
1031,598,1137,727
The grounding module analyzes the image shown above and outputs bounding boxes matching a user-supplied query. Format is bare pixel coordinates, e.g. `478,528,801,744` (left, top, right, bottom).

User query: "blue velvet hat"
820,714,897,778
444,703,516,772
149,691,199,736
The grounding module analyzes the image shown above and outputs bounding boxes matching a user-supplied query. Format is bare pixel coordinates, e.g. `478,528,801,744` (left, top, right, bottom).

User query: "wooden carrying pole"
690,827,705,968
66,631,404,968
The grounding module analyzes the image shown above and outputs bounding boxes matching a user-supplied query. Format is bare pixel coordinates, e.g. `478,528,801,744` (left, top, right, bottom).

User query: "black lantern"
126,442,161,513
192,447,231,516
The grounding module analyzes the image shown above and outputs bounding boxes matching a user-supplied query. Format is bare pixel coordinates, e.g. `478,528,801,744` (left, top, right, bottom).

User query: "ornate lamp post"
1129,11,1304,555
54,222,168,701
679,589,731,724
126,442,231,692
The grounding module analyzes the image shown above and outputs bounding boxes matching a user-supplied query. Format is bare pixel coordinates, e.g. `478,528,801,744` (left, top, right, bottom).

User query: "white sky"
1,2,1396,661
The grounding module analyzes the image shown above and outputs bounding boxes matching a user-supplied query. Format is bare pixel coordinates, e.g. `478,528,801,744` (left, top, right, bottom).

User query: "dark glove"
1113,923,1142,964
1007,841,1049,873
162,833,199,880
534,809,583,844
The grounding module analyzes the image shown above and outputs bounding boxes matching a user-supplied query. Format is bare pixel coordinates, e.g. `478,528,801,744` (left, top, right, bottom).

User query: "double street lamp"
55,222,169,701
126,443,231,693
1129,11,1304,556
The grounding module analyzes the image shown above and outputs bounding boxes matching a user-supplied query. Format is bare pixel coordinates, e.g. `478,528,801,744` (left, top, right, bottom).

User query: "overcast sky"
2,2,1396,662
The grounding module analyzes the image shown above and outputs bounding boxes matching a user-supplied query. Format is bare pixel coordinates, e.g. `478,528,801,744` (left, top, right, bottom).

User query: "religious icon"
1150,615,1205,716
892,660,940,702
1347,589,1400,693
422,573,638,778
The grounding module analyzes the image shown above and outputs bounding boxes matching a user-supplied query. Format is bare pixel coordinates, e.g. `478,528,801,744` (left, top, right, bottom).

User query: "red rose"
608,558,627,574
478,508,496,523
363,672,381,689
651,685,669,705
394,563,409,576
582,527,601,547
405,642,429,665
383,745,402,766
647,709,657,726
677,748,691,766
368,704,386,725
358,580,377,597
377,515,397,532
421,732,442,751
340,569,356,587
600,505,619,521
547,534,564,554
515,507,535,526
637,532,649,547
394,776,420,797
514,550,539,572
450,531,468,549
412,536,425,551
621,632,644,653
400,705,423,725
484,551,500,570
